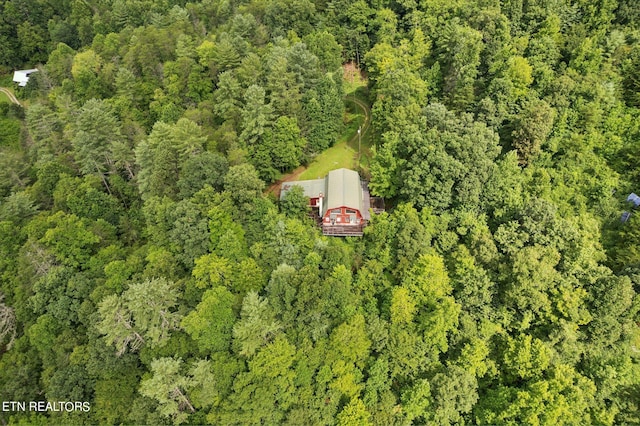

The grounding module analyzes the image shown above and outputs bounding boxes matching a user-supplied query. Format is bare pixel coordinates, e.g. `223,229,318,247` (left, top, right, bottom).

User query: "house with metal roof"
280,168,378,236
628,193,640,207
12,69,38,87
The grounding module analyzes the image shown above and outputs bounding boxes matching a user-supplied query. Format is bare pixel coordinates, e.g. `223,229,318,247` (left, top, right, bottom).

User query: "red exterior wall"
322,206,363,225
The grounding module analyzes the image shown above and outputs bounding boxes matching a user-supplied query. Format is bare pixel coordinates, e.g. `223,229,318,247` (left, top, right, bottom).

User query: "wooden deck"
322,224,365,237
361,180,371,220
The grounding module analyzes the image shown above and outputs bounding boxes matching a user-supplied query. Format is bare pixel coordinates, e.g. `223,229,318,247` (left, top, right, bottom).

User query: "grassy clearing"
297,66,374,181
299,141,357,180
299,97,368,180
0,91,10,104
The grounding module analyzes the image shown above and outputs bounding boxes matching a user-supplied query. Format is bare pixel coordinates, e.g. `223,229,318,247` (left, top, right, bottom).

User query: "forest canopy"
0,0,639,424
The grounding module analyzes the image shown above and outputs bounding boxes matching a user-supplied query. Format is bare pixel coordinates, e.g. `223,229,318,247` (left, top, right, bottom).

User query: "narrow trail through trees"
265,94,371,197
350,97,371,141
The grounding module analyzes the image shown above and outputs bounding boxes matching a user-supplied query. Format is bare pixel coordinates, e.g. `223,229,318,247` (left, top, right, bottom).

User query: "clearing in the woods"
267,64,372,195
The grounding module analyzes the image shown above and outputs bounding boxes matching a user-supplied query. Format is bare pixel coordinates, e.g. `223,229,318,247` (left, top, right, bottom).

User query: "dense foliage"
0,0,639,424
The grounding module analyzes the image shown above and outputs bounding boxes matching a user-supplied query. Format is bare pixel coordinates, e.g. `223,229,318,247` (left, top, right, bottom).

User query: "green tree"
139,357,195,424
240,85,273,147
169,200,210,268
71,49,111,99
439,21,483,111
426,365,478,425
264,0,316,37
181,286,236,353
136,119,206,199
233,291,282,357
39,212,101,269
0,293,16,350
224,164,265,207
302,74,343,153
304,31,342,72
253,116,306,181
402,252,460,356
216,335,297,424
212,71,243,125
337,398,372,426
0,191,37,226
502,334,551,382
402,379,431,423
97,277,181,355
280,185,310,219
475,364,598,425
371,103,500,211
25,103,66,163
265,48,302,119
511,98,556,164
17,21,48,64
124,278,181,346
46,42,75,86
54,174,122,225
211,36,242,73
72,99,124,190
365,39,428,136
96,294,144,356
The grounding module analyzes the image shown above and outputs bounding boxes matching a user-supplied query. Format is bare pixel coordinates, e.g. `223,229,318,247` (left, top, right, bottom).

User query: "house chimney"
319,192,323,218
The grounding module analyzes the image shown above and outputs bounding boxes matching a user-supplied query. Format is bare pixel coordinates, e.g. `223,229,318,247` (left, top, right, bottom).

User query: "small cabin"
12,69,38,87
281,168,381,236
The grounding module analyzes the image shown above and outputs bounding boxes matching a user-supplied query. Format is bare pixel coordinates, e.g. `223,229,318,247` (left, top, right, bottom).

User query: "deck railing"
322,224,365,237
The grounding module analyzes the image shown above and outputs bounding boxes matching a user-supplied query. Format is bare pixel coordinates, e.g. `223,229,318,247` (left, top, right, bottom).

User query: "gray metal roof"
280,169,364,216
323,168,363,216
280,178,326,199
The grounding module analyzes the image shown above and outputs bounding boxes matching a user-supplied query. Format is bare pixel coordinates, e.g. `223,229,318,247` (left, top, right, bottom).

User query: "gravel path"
0,87,21,106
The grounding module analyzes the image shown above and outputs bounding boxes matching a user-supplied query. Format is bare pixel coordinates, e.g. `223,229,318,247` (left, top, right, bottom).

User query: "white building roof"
12,69,38,87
